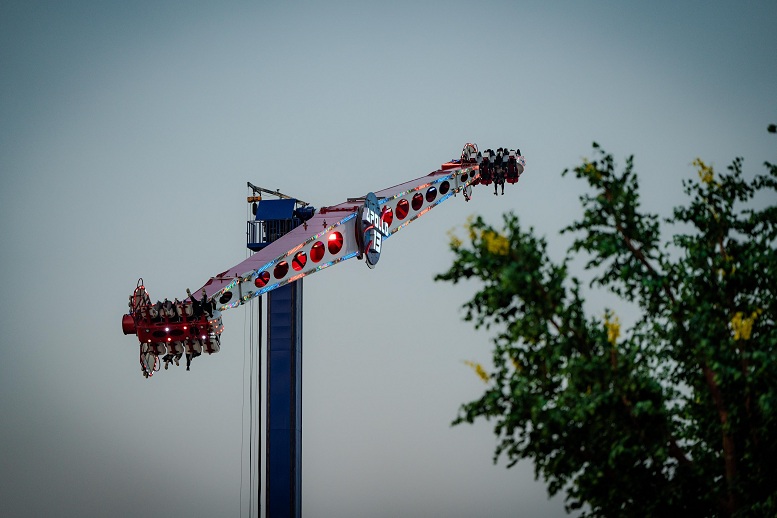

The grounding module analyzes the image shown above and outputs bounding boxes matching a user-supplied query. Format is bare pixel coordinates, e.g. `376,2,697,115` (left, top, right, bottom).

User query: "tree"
436,137,777,517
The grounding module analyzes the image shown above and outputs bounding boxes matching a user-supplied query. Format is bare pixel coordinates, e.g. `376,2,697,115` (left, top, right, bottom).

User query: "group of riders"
460,144,525,196
130,286,222,377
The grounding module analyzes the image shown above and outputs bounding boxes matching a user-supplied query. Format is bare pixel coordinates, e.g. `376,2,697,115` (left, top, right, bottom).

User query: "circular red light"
411,193,423,211
396,199,409,220
439,181,450,195
381,207,393,229
254,271,271,288
292,251,307,271
328,231,343,254
310,241,325,262
274,261,289,279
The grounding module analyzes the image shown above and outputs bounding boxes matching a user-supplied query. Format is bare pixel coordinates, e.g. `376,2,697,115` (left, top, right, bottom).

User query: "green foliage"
436,138,777,517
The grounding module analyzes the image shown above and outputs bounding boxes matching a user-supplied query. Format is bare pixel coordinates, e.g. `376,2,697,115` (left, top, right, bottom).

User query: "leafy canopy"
436,139,777,517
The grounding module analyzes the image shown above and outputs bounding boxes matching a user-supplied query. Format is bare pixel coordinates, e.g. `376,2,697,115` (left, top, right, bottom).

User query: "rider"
186,288,210,317
493,148,506,196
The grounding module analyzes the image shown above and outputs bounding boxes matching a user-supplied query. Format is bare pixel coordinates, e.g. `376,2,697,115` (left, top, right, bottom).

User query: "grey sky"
1,1,775,517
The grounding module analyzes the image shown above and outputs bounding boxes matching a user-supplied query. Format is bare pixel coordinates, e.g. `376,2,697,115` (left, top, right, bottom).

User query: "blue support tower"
266,281,303,518
246,188,309,517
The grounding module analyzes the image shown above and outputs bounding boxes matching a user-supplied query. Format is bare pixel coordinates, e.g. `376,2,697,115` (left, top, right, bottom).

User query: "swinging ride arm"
122,144,525,377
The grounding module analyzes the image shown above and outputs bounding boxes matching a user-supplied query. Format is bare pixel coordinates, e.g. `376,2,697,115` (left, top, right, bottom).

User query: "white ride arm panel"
206,164,481,312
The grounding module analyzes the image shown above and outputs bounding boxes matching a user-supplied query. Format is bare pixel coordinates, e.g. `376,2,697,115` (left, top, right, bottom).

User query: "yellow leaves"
447,228,463,250
693,158,715,185
731,310,761,341
469,223,509,256
464,360,490,383
450,217,512,256
582,160,601,180
584,161,596,175
717,265,736,280
482,230,510,255
604,312,621,346
466,215,477,241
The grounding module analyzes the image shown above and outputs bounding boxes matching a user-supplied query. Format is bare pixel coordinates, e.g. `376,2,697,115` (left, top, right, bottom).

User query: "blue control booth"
248,197,314,252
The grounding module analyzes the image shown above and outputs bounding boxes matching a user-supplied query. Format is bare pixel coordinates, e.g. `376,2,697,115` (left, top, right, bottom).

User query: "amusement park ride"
122,143,525,517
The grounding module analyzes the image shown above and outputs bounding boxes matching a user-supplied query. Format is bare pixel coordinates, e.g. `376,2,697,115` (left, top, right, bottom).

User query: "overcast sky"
1,1,775,517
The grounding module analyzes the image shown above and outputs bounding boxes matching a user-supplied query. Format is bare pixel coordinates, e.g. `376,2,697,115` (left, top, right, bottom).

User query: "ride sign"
356,192,389,269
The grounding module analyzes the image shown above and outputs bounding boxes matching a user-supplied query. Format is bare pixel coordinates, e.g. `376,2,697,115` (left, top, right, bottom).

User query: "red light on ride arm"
327,231,343,254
